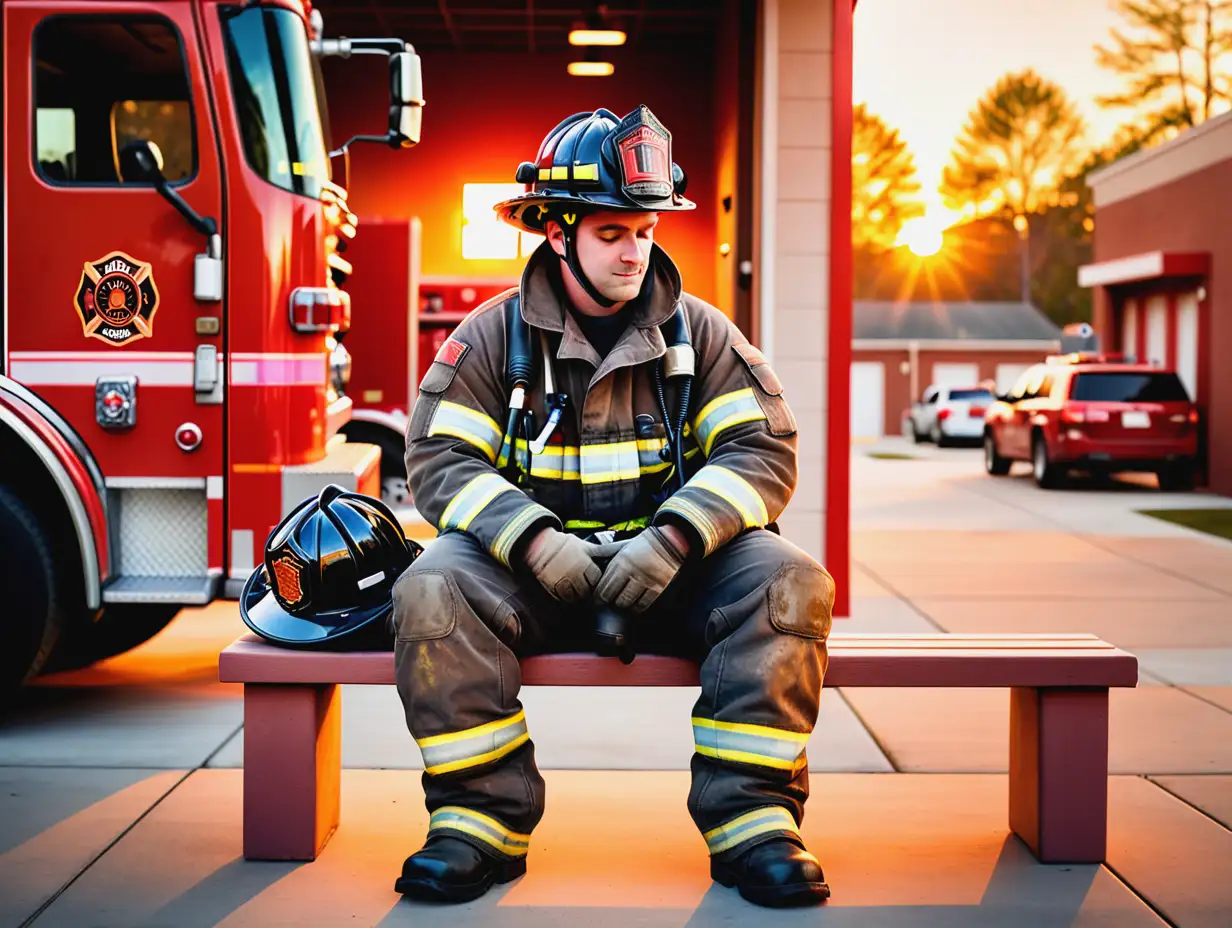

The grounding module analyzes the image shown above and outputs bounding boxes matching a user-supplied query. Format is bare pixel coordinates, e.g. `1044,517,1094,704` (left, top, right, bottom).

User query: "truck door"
4,4,227,600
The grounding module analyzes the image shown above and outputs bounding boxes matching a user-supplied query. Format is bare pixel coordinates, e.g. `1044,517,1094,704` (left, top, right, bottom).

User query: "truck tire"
41,604,181,673
0,486,64,698
339,422,410,505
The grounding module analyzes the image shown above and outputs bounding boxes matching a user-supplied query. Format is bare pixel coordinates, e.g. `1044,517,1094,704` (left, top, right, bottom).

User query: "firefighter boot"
395,835,527,903
710,838,830,908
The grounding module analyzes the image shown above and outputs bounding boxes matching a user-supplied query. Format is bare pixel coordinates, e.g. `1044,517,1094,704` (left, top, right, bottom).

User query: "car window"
948,388,995,402
1071,372,1191,403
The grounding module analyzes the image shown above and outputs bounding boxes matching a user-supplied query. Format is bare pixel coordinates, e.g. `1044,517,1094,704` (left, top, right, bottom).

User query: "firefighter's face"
548,211,657,305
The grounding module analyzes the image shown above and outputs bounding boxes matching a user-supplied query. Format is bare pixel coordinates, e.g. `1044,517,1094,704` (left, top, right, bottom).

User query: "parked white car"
904,384,996,446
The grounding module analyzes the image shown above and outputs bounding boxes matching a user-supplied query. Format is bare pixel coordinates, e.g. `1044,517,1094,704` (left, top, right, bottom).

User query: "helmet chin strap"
555,214,618,309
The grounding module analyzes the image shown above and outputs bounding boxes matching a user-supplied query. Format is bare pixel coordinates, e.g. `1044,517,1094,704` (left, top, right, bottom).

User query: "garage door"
850,362,884,439
931,362,979,390
995,363,1030,394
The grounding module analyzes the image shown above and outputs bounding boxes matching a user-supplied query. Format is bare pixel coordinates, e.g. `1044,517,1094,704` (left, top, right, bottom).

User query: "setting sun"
898,217,946,257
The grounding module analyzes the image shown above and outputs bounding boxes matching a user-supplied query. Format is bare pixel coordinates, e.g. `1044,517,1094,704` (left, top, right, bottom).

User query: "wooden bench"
218,632,1137,865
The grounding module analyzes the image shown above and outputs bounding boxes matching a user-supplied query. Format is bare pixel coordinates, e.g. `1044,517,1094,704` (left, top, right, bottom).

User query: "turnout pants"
390,529,834,863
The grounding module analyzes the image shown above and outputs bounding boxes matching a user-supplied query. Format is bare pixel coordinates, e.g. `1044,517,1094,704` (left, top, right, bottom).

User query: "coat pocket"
731,342,798,437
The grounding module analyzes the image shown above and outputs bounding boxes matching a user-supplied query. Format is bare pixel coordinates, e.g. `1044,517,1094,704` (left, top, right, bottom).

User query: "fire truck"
0,0,424,693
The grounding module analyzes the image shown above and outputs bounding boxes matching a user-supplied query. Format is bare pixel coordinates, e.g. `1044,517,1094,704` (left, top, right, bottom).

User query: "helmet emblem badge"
272,555,305,606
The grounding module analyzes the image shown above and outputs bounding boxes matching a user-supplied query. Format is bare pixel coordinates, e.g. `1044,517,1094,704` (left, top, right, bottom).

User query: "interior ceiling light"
568,29,626,46
568,43,613,77
567,60,615,76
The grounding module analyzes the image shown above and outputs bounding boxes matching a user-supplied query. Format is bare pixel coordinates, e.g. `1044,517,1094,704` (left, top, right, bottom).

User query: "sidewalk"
2,442,1230,926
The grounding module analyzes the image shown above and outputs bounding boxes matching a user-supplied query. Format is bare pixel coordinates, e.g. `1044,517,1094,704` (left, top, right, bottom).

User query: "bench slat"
219,635,1138,689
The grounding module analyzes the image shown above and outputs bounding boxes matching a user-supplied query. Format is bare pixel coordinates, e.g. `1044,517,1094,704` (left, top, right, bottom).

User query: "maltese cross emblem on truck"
74,251,161,345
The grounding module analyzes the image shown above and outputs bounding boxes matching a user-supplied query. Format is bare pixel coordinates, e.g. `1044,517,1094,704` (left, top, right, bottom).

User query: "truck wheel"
984,432,1011,476
339,423,410,506
1156,461,1196,493
0,486,64,698
42,604,181,674
1032,434,1067,489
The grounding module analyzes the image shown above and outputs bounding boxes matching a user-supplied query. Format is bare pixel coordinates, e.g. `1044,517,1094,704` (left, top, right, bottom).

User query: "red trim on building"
1136,298,1148,363
826,0,854,618
1078,251,1211,288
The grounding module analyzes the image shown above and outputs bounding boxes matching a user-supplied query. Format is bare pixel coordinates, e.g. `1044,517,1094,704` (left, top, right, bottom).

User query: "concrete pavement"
2,438,1230,926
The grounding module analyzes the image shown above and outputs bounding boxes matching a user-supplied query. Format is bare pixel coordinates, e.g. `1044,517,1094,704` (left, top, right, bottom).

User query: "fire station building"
321,0,855,613
1080,110,1232,494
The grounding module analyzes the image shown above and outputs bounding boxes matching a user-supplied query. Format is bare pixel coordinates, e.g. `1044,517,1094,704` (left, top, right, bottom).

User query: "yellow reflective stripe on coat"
692,717,809,771
657,494,721,555
693,388,766,456
428,806,531,858
562,516,651,532
491,502,554,566
438,473,516,532
703,806,799,856
417,710,530,775
687,464,769,528
429,401,504,463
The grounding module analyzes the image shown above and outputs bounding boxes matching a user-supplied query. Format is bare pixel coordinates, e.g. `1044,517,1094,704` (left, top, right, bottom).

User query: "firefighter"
391,105,835,908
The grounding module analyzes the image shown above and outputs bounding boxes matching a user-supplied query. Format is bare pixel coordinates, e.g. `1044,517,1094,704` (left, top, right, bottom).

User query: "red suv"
983,354,1200,490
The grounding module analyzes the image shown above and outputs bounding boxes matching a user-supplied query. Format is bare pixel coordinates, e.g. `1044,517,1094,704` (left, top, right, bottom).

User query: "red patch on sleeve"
434,337,470,368
733,341,766,367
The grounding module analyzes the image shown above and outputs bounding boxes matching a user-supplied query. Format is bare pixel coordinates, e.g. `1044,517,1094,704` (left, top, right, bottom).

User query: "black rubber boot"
710,839,831,908
394,835,526,903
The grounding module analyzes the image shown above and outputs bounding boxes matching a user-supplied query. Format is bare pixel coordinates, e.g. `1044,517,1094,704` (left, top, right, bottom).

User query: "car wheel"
984,432,1011,475
1032,435,1066,489
930,423,946,447
1156,461,1196,493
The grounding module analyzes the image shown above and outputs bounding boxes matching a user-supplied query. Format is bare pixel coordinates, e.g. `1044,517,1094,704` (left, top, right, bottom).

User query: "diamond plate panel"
116,489,207,577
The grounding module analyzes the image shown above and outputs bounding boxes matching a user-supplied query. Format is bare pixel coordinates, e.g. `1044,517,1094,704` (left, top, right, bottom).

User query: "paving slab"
208,685,893,773
1,683,241,768
32,769,1163,927
1107,776,1232,928
1095,536,1232,595
840,685,1232,774
0,768,182,926
1183,686,1232,712
1149,775,1232,830
915,597,1232,650
1135,649,1232,686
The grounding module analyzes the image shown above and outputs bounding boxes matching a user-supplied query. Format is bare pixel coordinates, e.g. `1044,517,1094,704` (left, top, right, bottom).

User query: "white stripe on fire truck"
8,352,327,387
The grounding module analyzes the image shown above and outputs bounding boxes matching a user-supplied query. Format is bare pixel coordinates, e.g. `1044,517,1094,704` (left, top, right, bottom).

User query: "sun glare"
899,217,945,257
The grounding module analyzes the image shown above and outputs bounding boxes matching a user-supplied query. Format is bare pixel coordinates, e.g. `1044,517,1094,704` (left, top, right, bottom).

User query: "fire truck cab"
0,0,423,694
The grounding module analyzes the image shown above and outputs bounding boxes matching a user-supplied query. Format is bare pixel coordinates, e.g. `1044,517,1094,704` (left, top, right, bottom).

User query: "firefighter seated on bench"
392,105,836,908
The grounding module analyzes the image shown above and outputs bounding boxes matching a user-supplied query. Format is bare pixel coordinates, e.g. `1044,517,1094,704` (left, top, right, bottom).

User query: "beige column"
756,0,832,560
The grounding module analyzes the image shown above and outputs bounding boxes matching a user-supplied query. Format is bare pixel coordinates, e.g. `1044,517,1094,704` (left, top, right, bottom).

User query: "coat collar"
517,241,683,389
518,240,682,333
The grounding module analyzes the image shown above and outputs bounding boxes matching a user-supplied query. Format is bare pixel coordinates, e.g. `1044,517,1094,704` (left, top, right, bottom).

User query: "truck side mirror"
118,140,217,240
118,139,166,183
388,50,424,148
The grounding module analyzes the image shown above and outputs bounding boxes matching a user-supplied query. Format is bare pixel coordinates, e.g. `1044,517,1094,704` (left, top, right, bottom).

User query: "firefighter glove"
594,526,687,614
522,529,605,603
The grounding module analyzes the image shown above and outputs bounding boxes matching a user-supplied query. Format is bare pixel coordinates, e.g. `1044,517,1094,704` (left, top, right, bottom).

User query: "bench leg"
242,683,342,861
1009,686,1109,863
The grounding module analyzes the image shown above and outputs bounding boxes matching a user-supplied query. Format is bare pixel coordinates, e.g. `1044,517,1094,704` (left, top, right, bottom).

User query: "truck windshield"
221,5,329,199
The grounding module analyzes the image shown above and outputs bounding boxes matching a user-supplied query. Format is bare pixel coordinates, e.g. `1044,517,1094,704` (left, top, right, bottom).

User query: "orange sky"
852,0,1133,223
